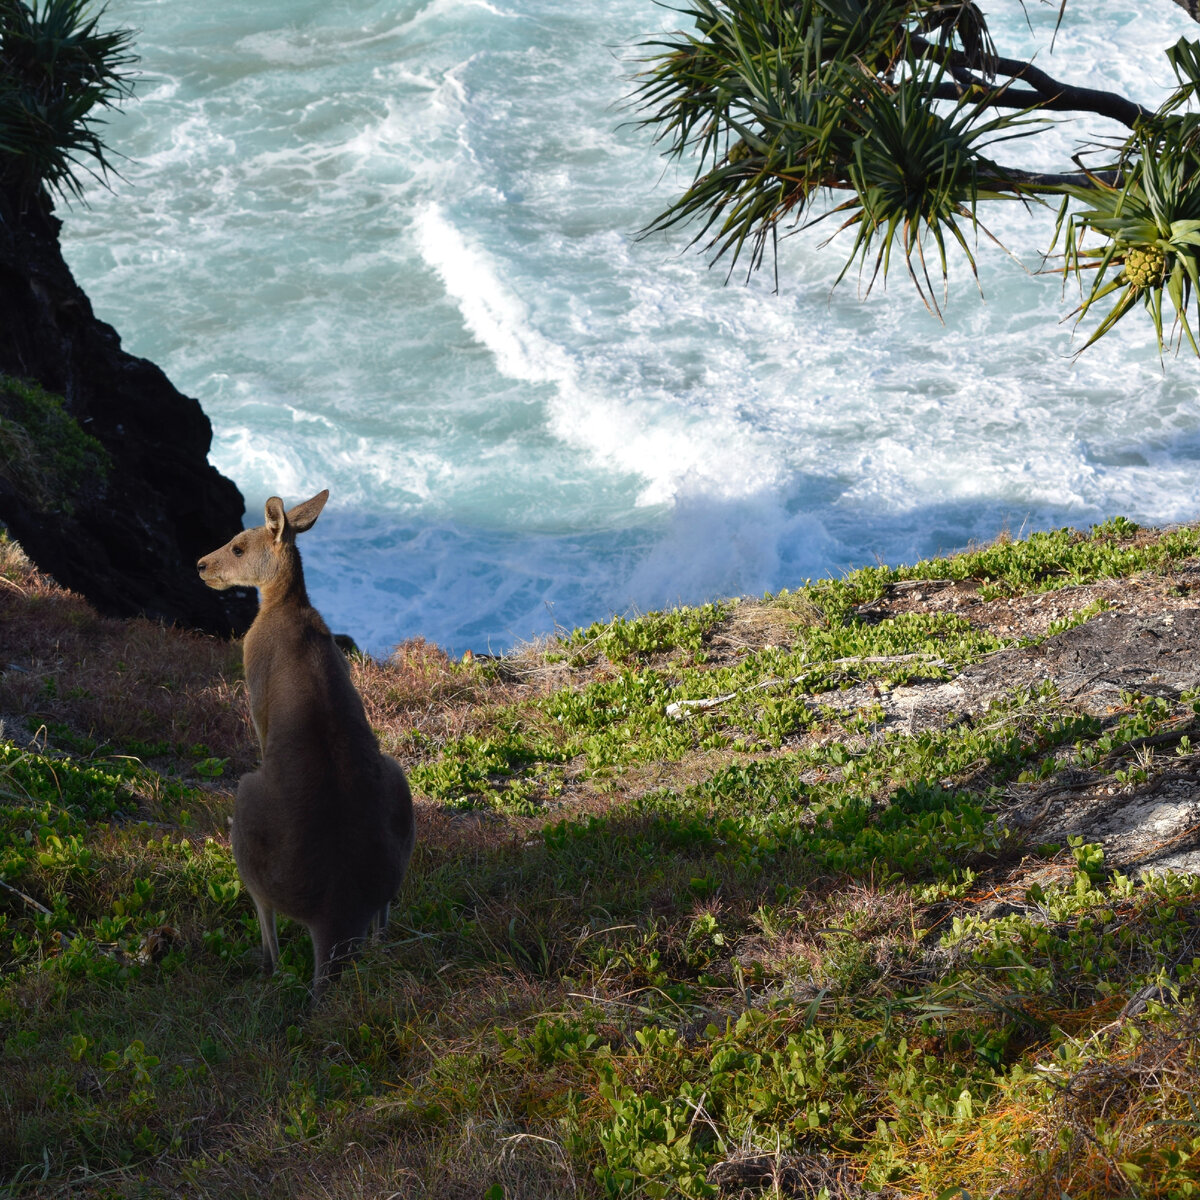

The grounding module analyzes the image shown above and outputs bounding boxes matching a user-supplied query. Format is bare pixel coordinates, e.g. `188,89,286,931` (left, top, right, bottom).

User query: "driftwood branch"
665,652,951,719
0,877,169,963
0,876,59,922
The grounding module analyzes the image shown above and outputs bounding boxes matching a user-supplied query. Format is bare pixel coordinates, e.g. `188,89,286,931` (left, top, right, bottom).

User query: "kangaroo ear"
286,489,329,535
264,497,287,544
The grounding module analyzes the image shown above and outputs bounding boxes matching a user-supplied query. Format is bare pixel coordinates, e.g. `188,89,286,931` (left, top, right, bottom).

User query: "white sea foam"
414,201,788,511
60,0,1200,652
414,203,564,385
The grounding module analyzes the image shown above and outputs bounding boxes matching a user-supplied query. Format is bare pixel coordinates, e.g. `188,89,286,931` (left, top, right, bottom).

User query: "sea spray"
61,0,1200,653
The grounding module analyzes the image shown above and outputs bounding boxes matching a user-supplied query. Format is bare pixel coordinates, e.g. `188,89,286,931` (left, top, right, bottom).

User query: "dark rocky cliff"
0,191,255,636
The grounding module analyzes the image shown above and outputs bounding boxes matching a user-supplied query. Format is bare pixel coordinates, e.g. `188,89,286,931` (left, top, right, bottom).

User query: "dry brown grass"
1013,1013,1200,1200
350,633,583,772
353,637,534,763
0,537,250,769
710,595,827,660
0,543,563,783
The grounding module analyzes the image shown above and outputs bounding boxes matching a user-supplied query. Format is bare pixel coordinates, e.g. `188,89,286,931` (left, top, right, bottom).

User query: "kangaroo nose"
197,559,208,574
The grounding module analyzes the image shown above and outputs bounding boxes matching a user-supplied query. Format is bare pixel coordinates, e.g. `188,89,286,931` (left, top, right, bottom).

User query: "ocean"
60,0,1200,654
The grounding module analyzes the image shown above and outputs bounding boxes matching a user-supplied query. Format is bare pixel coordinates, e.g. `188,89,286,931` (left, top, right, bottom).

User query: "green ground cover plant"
2,519,1200,1196
0,377,109,516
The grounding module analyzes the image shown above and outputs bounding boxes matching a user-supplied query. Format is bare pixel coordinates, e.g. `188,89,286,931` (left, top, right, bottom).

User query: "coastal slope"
1,519,1199,1197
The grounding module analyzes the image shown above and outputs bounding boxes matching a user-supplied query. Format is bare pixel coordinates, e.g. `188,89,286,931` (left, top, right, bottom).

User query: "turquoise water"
62,0,1200,653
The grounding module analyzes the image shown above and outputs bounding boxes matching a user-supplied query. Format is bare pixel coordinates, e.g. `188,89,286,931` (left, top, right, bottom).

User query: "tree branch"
975,165,1121,192
808,165,1120,194
929,80,1134,122
912,35,1150,128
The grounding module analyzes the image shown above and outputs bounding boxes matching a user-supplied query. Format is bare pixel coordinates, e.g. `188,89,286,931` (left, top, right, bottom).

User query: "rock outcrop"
0,190,255,636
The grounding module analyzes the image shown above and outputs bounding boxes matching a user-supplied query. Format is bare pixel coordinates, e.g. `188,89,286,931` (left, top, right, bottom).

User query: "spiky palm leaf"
0,0,137,204
635,0,913,276
637,4,1200,353
634,0,1043,297
826,64,1042,315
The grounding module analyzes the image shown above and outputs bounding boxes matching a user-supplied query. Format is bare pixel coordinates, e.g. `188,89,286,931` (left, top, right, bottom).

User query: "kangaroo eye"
232,545,244,558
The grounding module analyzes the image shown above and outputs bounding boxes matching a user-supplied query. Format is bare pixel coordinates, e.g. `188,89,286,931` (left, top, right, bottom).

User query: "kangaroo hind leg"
309,918,371,1000
251,893,279,975
370,902,390,940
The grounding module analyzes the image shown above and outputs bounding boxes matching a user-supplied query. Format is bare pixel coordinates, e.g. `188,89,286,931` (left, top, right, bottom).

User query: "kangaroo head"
197,489,329,592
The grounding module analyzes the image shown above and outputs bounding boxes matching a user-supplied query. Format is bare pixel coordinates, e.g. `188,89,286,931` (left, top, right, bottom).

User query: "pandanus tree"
634,0,1200,353
0,0,135,224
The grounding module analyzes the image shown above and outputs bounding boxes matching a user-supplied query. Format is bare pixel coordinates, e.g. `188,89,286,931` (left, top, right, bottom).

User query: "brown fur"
197,490,415,997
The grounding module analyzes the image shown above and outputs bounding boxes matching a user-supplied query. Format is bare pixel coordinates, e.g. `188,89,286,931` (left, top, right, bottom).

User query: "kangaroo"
197,490,415,997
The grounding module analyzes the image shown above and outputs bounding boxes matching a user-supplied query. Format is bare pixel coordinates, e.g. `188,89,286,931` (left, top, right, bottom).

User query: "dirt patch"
855,559,1200,641
1041,773,1200,877
838,610,1200,877
959,608,1200,704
